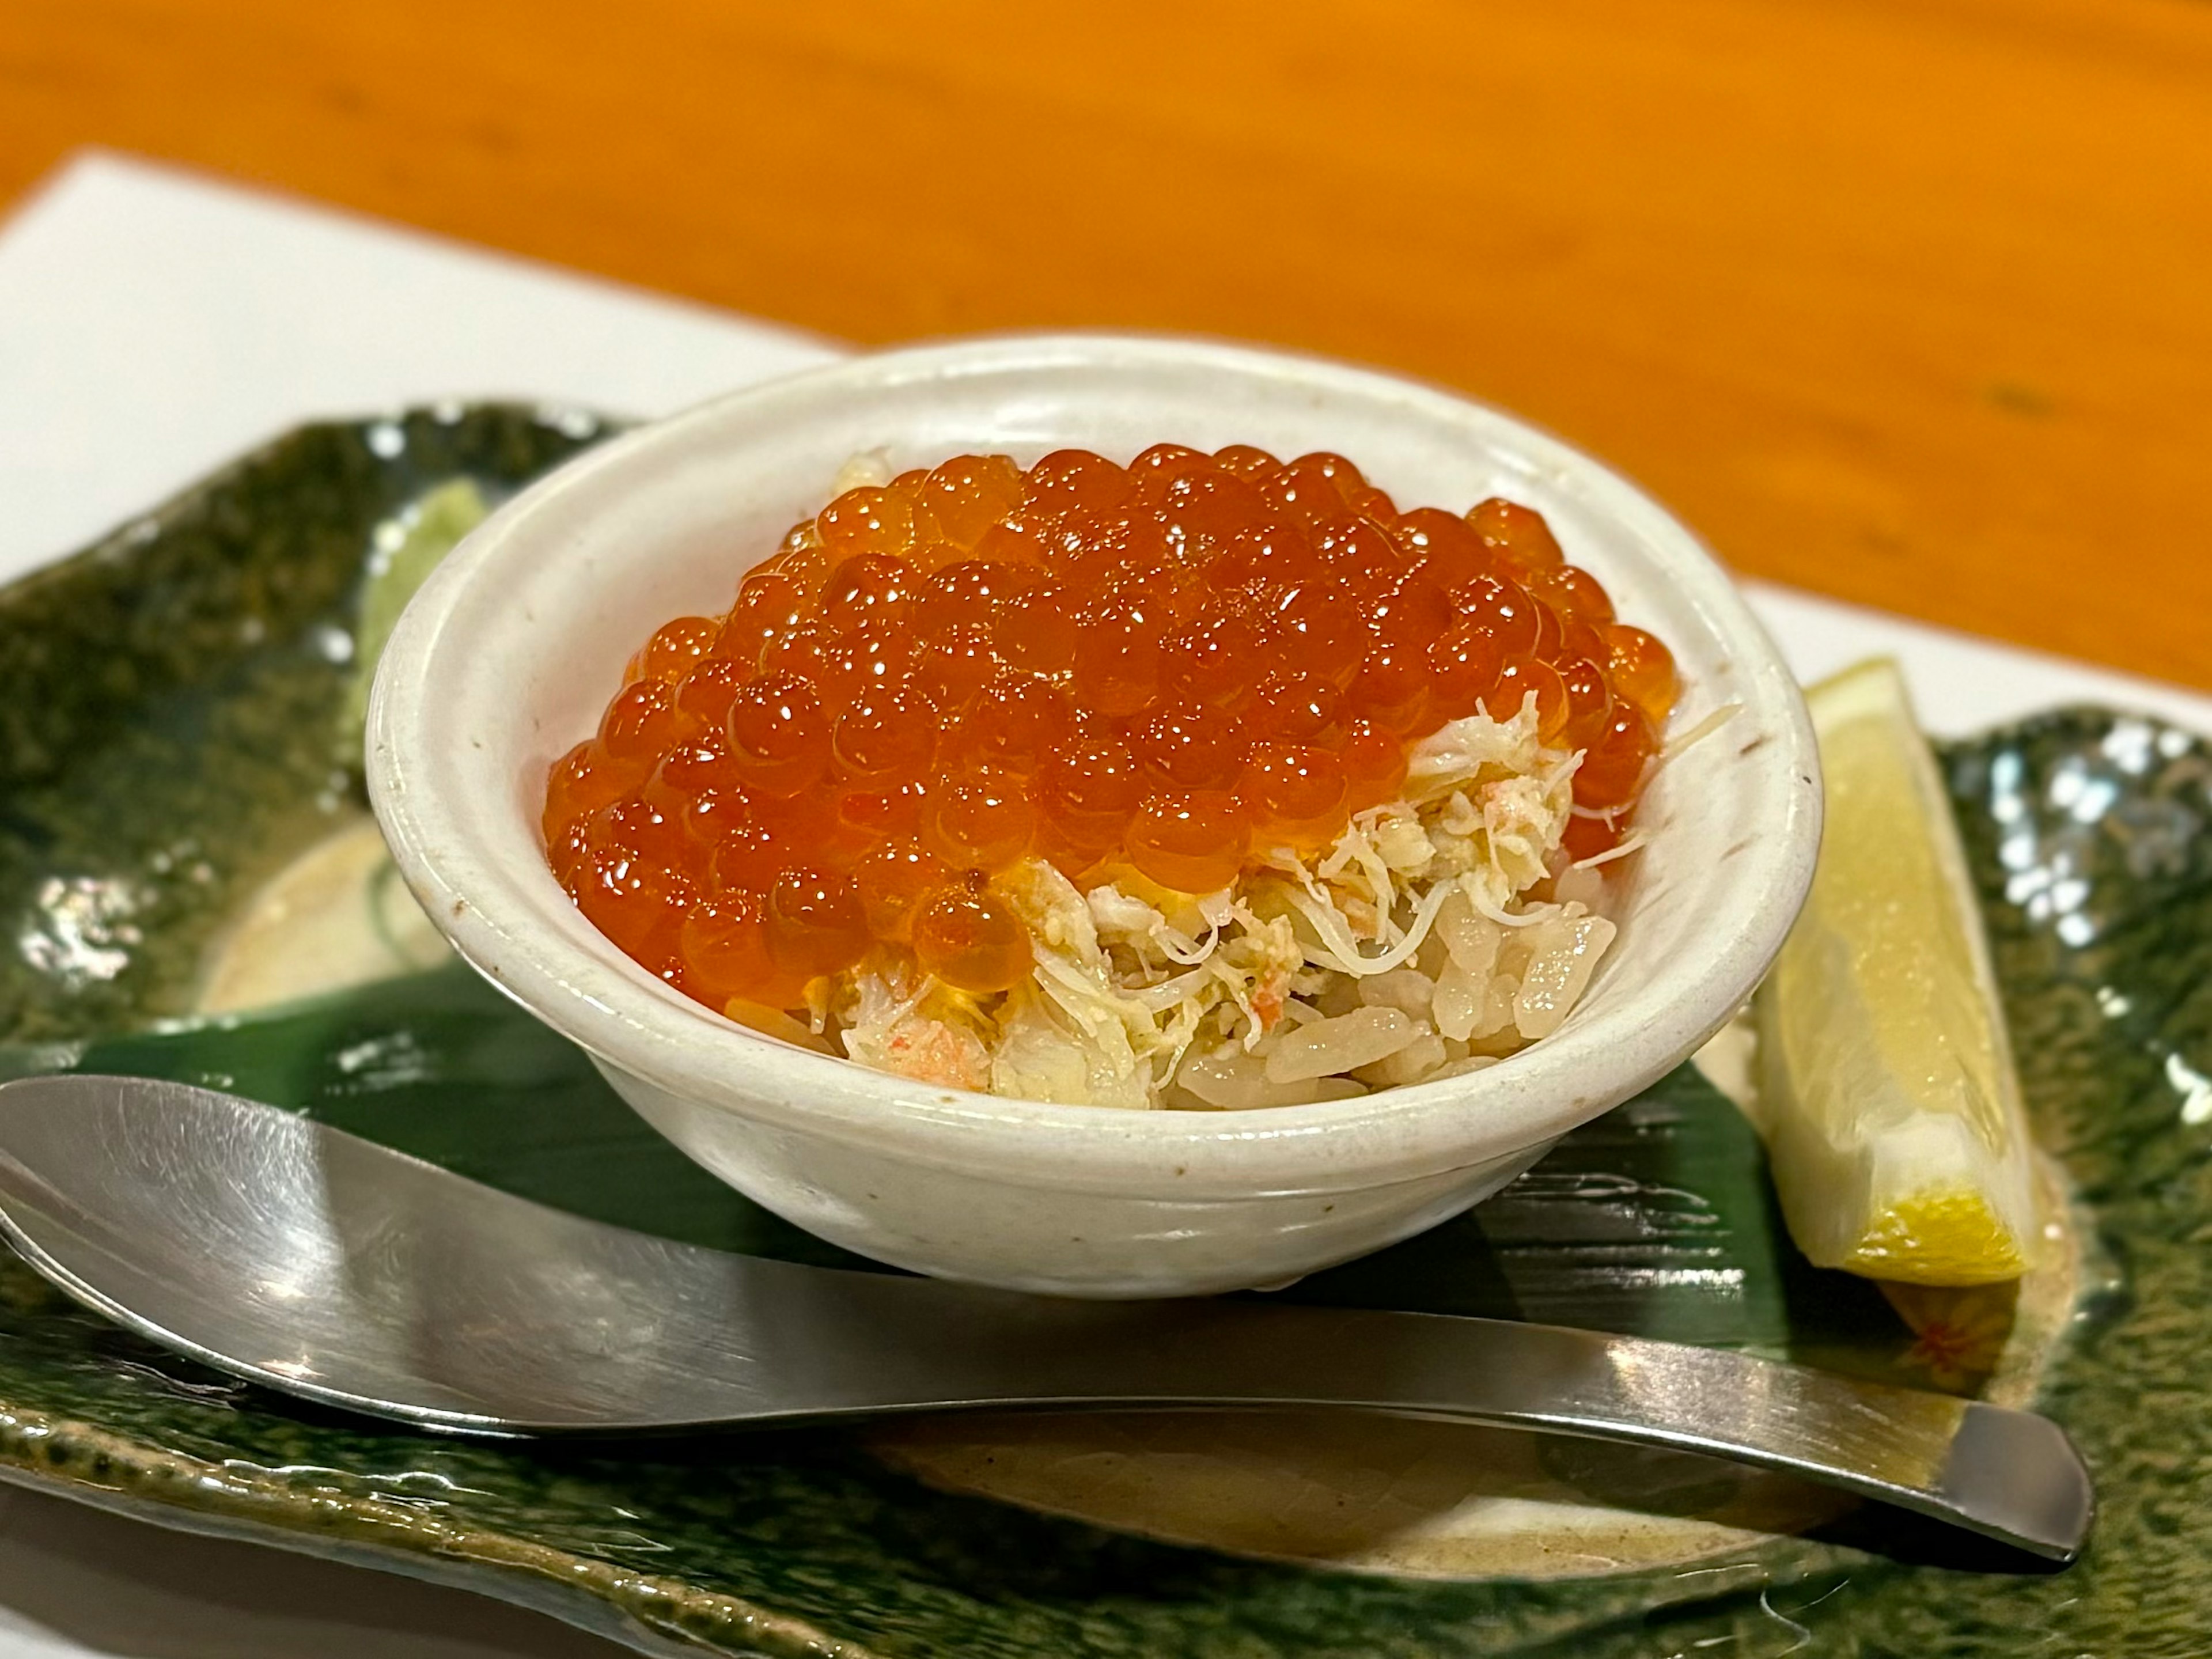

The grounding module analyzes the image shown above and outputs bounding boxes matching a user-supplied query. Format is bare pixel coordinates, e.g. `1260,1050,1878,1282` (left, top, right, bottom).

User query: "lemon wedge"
1752,658,2034,1286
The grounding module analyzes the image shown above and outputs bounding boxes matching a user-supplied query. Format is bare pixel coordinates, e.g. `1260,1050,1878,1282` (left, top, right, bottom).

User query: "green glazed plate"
0,407,2205,1656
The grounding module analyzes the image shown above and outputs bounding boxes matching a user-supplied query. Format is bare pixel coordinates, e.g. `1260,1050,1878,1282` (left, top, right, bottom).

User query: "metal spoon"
0,1074,2092,1561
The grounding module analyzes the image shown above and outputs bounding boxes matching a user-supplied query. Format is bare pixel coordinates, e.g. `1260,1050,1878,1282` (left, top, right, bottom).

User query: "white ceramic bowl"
367,335,1820,1298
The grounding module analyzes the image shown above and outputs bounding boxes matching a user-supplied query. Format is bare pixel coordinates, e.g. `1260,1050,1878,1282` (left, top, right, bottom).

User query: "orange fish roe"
543,448,1677,1015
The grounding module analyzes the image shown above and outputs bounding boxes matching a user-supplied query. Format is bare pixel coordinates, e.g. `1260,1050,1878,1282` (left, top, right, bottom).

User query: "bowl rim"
367,331,1820,1193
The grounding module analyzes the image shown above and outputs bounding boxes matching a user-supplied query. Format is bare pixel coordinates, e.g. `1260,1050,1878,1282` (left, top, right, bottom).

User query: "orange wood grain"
6,0,2210,688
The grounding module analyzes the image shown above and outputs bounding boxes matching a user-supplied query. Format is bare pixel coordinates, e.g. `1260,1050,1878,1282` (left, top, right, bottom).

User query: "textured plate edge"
0,1406,874,1659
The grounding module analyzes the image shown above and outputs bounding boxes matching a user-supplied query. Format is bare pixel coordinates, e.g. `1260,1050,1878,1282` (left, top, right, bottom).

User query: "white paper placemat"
0,149,2205,1659
9,154,2209,740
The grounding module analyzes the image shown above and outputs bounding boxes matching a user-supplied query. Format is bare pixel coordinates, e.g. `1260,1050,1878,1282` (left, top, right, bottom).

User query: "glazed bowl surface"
366,334,1820,1297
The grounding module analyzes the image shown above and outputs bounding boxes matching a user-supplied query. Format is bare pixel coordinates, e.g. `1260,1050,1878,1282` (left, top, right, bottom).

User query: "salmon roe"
544,449,1677,1015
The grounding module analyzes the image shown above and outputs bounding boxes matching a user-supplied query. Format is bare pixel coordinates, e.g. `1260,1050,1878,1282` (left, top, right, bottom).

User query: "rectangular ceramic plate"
0,406,2204,1659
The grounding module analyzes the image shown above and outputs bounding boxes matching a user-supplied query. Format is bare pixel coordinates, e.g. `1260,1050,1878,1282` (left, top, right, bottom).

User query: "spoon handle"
714,1267,2093,1562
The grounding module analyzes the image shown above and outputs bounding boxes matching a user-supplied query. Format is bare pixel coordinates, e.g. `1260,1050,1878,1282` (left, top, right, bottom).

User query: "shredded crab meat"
823,700,1636,1109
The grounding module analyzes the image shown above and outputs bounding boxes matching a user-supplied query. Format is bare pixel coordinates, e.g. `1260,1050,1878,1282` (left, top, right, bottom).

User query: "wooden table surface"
9,0,2210,690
